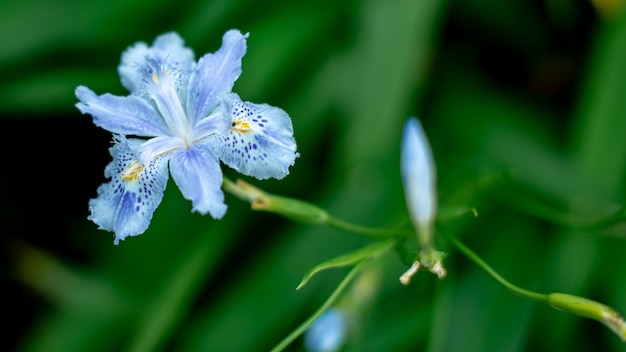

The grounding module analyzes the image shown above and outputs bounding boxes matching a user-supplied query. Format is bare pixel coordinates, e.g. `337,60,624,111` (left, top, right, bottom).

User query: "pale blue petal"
88,137,170,244
140,60,191,138
75,86,170,137
136,135,186,164
169,143,227,218
188,103,230,142
118,41,149,93
211,94,298,180
119,32,195,94
119,34,193,139
145,33,195,124
401,118,437,226
150,32,195,69
186,30,248,126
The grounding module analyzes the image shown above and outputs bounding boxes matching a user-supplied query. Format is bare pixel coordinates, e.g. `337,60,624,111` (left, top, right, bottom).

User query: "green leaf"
296,240,395,290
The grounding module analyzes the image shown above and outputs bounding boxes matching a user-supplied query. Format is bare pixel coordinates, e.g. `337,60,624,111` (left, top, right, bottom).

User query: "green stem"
445,233,626,341
443,233,548,303
223,176,412,239
270,260,368,352
222,176,259,203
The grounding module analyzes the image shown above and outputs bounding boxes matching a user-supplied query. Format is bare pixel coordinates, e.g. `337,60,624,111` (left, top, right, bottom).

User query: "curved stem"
270,260,368,352
443,233,548,303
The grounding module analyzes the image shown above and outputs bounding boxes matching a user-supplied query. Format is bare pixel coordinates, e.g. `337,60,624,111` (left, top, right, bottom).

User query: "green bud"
547,293,626,342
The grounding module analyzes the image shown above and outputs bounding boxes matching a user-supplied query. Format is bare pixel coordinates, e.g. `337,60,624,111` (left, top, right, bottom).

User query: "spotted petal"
211,94,298,179
88,137,170,244
169,143,227,218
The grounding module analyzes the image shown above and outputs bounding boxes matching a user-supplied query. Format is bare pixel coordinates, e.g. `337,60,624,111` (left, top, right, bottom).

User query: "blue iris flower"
76,30,298,244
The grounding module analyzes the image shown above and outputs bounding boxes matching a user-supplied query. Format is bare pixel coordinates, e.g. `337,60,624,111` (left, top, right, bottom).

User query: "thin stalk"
444,233,548,303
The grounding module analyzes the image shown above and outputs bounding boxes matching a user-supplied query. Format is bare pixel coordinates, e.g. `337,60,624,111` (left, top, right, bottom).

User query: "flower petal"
119,32,195,94
186,30,248,126
401,118,437,226
150,32,196,69
136,135,186,165
188,103,230,142
140,58,191,138
211,94,298,180
88,137,170,244
169,143,227,218
75,86,170,137
119,33,193,138
118,41,149,93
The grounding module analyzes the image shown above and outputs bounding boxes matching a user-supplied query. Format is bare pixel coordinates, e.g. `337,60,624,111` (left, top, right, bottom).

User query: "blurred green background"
1,0,625,351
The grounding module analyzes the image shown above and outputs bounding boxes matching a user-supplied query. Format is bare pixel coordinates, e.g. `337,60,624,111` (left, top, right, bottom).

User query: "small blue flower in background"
304,308,347,352
76,30,298,244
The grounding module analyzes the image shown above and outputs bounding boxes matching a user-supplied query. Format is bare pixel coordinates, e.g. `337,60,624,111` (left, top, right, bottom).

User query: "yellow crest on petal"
231,118,252,134
121,160,145,181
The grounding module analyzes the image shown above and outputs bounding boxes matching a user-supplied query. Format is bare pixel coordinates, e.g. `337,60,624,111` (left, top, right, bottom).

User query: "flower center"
120,160,145,181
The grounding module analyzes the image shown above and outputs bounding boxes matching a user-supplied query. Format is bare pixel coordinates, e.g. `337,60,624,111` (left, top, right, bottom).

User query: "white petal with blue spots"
211,94,299,180
88,138,169,244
